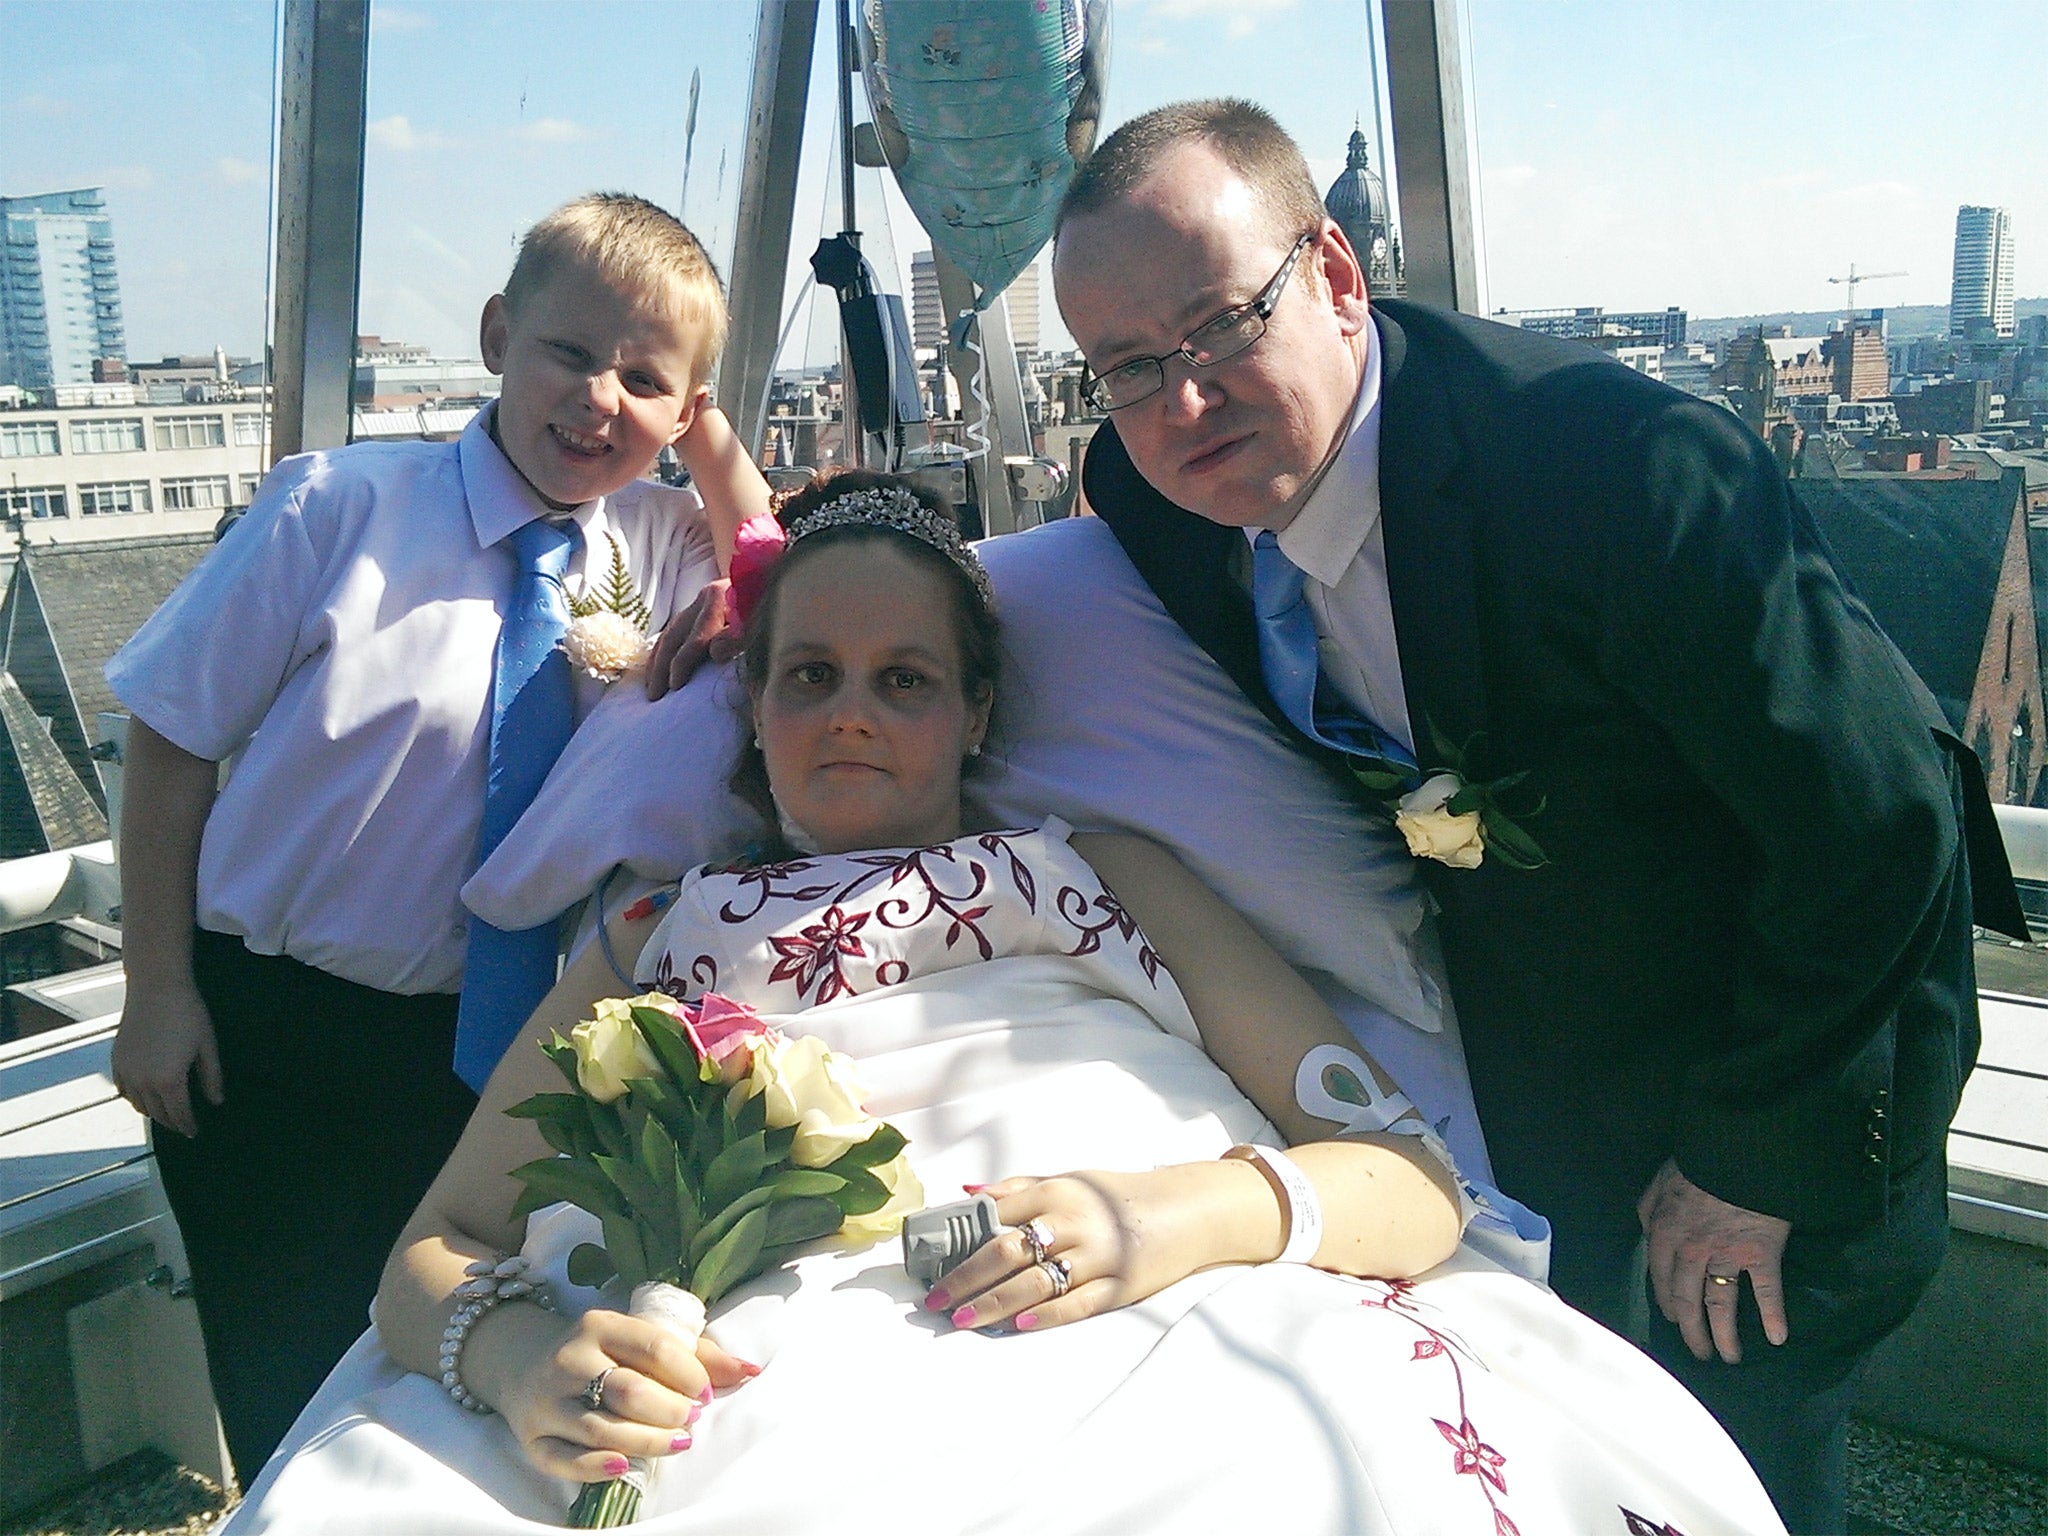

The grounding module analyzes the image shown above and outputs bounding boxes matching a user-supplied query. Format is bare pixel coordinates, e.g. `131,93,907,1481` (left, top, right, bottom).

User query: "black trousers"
1544,1154,1949,1536
153,930,477,1484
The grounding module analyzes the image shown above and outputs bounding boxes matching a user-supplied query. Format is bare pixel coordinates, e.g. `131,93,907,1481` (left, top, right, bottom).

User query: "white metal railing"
1991,803,2048,885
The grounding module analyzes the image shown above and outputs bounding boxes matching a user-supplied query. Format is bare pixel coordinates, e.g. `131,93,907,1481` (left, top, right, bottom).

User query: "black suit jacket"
1088,299,2021,1234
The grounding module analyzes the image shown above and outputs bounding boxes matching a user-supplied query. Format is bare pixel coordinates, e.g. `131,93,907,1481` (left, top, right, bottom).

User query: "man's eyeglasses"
1082,232,1317,414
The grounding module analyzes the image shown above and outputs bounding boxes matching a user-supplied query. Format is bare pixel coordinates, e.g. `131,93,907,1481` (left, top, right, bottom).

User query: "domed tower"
1324,128,1404,298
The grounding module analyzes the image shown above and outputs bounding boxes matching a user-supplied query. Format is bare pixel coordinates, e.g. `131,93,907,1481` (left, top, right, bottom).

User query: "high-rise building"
1501,306,1689,350
0,189,126,391
1951,205,2015,339
911,250,943,352
909,251,1039,353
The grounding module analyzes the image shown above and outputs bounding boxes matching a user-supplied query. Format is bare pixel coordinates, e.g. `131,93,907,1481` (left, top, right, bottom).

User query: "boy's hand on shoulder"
112,980,223,1138
645,579,741,700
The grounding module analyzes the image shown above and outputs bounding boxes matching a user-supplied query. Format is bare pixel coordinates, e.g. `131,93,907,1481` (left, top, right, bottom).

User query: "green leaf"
566,1242,616,1288
508,1156,626,1224
764,1123,799,1161
503,1091,590,1122
689,1104,725,1176
672,1160,702,1255
690,1206,769,1307
1481,810,1549,870
1444,786,1485,816
689,1183,775,1268
769,1167,851,1198
701,1130,772,1218
762,1194,844,1248
633,1007,702,1088
828,1165,891,1216
602,1209,653,1288
540,1034,583,1091
834,1123,906,1169
731,1084,769,1141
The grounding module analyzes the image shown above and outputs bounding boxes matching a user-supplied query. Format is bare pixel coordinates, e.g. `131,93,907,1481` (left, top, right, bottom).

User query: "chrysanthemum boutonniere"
563,533,655,683
1348,725,1548,871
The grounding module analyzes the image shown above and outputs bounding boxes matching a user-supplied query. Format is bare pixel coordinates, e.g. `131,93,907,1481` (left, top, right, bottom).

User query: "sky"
3,0,2044,368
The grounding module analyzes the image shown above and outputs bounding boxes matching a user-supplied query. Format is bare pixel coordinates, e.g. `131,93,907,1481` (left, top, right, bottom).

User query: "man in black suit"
1052,100,2021,1534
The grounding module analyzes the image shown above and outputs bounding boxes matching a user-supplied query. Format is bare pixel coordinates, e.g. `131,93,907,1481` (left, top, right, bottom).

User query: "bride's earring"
966,742,983,758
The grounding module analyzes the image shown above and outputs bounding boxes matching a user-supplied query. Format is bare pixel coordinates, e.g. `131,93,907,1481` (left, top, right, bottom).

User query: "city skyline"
2,0,2044,365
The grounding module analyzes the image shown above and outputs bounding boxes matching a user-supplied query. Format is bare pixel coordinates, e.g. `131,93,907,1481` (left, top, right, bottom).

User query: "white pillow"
465,517,1493,1177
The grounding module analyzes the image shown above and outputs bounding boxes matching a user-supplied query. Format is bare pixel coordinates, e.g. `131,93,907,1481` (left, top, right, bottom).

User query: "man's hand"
644,579,739,700
1637,1157,1791,1364
112,979,223,1138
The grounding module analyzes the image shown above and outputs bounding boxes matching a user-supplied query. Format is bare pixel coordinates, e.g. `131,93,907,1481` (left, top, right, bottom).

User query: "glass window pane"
354,4,761,445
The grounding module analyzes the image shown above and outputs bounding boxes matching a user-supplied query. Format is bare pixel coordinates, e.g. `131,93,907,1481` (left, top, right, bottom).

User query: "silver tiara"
786,485,995,609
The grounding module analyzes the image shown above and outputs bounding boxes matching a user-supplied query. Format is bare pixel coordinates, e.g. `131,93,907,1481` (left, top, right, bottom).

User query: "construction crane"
1827,263,1907,320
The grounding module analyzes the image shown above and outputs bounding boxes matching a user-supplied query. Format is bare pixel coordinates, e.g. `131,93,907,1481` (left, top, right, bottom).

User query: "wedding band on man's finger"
1705,1273,1739,1295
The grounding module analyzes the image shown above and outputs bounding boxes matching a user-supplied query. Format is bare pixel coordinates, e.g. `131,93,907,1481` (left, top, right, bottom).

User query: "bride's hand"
483,1307,753,1482
923,1164,1266,1333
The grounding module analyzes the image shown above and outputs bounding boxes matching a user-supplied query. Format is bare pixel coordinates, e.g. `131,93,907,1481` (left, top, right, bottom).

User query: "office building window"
233,411,267,446
155,412,228,450
162,475,232,510
70,417,146,454
1,485,67,519
78,479,151,516
0,421,62,458
239,473,263,502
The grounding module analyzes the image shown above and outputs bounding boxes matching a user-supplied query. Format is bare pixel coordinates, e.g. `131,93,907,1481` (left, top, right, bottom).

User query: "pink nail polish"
698,1383,715,1404
604,1455,631,1477
738,1360,763,1379
950,1305,976,1328
962,1183,988,1194
924,1289,951,1312
670,1432,693,1452
1015,1312,1040,1331
685,1403,702,1426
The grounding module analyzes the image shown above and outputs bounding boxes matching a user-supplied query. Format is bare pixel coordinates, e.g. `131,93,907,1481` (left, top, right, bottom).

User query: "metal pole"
719,0,822,457
270,0,369,461
1380,0,1486,315
836,0,858,243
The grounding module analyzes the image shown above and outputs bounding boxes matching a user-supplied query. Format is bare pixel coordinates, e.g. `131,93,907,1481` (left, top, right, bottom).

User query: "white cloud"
368,115,448,152
510,117,596,145
216,156,265,184
371,4,430,33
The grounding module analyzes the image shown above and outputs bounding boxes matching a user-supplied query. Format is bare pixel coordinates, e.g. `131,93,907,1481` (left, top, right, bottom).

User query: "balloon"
857,0,1111,306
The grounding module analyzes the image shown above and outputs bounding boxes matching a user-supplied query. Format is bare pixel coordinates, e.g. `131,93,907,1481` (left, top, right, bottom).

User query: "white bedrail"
0,842,118,939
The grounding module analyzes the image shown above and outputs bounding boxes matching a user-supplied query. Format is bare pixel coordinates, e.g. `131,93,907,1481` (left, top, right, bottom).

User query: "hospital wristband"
1229,1143,1324,1265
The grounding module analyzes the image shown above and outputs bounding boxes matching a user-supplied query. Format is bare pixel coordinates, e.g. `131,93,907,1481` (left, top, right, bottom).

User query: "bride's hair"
729,469,1003,854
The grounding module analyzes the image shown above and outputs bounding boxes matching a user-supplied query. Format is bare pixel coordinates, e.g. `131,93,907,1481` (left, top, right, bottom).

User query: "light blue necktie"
1252,530,1418,777
454,517,576,1091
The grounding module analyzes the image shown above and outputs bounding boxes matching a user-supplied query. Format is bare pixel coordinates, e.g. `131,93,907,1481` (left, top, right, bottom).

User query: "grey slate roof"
0,533,213,804
0,667,108,856
1794,469,2027,729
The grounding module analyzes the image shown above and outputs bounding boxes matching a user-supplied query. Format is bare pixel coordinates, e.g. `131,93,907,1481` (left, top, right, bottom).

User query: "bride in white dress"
228,473,1783,1536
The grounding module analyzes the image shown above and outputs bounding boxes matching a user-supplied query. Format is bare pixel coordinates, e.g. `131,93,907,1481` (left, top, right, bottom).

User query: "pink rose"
683,991,779,1083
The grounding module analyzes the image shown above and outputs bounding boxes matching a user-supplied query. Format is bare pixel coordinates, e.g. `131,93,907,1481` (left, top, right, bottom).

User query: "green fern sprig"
568,534,653,631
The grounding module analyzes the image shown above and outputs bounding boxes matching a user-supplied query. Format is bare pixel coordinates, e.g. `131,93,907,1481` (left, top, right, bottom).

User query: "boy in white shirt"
104,193,764,1478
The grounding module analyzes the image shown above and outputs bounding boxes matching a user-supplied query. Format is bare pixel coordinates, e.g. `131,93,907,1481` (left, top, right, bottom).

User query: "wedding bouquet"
508,991,921,1526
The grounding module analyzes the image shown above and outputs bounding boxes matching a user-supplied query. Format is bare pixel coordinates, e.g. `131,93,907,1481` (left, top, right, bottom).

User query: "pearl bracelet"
440,1254,555,1413
1231,1143,1325,1265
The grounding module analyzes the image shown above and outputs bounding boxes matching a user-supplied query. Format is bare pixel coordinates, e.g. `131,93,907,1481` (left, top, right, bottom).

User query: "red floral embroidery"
1363,1280,1518,1532
1434,1416,1508,1493
766,904,871,1003
1055,882,1163,983
1620,1511,1689,1536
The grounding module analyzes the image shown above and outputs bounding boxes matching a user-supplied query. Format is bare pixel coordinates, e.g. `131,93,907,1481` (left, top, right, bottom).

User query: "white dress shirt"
1244,325,1413,753
107,408,719,995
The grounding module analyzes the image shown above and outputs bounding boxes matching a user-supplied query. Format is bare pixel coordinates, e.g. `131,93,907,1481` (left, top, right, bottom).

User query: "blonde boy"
105,193,763,1477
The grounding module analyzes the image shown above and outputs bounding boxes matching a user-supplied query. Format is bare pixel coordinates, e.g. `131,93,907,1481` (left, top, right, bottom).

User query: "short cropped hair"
1057,98,1327,243
503,192,729,377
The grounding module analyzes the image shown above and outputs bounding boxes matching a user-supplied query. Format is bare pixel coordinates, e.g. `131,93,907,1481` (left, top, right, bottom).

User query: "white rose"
561,611,653,682
839,1153,926,1243
1394,772,1486,870
568,997,662,1103
745,1034,883,1168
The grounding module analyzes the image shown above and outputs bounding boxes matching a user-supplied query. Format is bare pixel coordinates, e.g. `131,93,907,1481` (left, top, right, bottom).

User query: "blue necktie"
1252,530,1418,776
454,517,576,1090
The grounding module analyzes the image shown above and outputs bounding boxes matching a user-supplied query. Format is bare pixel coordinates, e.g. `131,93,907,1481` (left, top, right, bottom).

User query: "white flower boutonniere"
1349,725,1549,871
563,533,655,683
